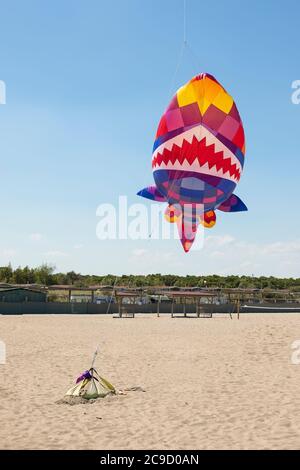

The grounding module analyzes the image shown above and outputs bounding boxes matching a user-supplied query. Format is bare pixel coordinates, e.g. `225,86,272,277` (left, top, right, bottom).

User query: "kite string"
186,42,202,71
90,274,138,369
148,38,185,240
149,0,189,239
90,274,120,369
91,0,191,365
183,0,187,45
168,0,188,99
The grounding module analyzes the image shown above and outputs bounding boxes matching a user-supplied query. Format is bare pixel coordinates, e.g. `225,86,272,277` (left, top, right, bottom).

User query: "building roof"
0,287,45,294
156,291,216,297
48,285,97,291
115,291,144,297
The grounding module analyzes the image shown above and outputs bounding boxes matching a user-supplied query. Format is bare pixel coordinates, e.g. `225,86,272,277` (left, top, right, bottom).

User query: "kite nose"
180,238,195,253
177,211,198,253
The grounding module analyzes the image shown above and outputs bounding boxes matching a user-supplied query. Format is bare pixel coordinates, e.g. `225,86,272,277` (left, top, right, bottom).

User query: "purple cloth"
76,370,92,383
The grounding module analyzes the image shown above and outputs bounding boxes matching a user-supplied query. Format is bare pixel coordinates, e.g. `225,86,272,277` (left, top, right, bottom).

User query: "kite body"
138,73,247,252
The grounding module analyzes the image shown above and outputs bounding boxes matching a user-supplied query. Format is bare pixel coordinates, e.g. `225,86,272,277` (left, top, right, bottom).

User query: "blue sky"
0,0,299,277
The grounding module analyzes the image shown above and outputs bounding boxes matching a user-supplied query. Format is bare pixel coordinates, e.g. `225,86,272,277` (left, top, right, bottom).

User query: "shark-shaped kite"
138,73,247,252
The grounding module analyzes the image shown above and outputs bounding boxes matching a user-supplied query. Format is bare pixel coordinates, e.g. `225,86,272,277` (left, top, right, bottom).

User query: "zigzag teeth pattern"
152,124,241,183
183,131,194,145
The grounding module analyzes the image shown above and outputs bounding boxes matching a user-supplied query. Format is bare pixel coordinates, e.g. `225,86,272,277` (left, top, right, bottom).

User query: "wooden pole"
237,293,240,320
157,295,160,317
228,293,232,320
171,296,174,318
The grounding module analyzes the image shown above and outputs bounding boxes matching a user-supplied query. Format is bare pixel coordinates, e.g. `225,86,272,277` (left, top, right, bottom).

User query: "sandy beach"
0,313,300,450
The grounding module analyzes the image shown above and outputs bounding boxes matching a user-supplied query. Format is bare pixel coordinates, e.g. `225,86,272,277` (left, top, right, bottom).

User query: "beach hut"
0,287,46,302
114,292,142,318
155,291,216,318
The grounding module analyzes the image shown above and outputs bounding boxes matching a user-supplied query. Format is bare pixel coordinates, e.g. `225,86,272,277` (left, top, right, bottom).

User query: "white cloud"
29,233,42,241
239,260,261,270
43,251,69,258
73,244,84,250
132,248,148,257
201,237,300,277
129,246,184,271
261,241,300,255
205,234,235,247
210,250,225,258
234,240,300,258
1,249,16,257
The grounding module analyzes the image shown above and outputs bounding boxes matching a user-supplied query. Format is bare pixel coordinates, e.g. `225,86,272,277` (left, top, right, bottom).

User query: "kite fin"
137,185,166,202
199,210,216,228
217,194,247,212
164,204,182,223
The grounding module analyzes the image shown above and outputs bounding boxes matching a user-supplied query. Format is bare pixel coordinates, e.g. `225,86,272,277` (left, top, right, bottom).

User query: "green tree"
0,263,13,282
34,264,56,285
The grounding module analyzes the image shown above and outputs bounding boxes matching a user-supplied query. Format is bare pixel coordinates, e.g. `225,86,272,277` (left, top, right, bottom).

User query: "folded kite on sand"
65,368,115,400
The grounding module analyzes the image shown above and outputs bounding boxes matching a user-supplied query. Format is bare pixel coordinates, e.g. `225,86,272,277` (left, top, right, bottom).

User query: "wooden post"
171,296,174,318
184,296,186,318
157,295,160,317
197,298,200,318
68,289,71,303
237,293,240,320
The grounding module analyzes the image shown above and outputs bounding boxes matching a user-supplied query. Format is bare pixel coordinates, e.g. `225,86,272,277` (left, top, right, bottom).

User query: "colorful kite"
138,73,247,252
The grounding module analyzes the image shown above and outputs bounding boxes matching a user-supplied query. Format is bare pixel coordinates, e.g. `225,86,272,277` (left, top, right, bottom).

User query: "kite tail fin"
137,186,166,202
217,194,247,212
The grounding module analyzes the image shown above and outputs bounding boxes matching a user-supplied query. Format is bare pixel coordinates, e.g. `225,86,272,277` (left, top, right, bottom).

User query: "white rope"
167,0,188,98
92,0,192,366
90,275,119,368
183,0,187,45
90,274,140,368
149,0,188,239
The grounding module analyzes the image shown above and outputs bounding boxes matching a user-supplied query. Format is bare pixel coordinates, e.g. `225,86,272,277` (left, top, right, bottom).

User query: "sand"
0,313,300,450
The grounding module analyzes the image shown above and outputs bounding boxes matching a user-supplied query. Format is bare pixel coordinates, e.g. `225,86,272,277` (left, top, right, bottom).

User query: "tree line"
0,263,300,290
